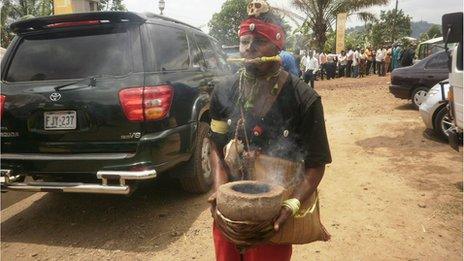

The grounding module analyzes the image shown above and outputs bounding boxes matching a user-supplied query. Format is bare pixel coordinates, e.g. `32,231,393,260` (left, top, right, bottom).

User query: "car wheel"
179,122,213,193
411,87,429,109
433,106,453,141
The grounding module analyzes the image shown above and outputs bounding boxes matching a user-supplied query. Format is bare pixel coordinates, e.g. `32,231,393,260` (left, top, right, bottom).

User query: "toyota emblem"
49,93,61,101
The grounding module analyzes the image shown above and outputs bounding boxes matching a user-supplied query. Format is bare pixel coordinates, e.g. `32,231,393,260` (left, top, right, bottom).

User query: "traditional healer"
208,1,332,260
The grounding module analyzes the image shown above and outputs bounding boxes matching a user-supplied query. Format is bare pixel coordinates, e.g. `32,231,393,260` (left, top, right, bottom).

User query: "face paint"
239,34,279,74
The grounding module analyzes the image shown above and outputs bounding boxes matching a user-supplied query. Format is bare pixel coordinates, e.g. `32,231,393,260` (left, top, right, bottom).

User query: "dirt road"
1,76,462,260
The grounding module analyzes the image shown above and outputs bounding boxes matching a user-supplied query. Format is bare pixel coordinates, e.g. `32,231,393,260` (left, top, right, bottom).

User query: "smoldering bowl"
217,180,284,222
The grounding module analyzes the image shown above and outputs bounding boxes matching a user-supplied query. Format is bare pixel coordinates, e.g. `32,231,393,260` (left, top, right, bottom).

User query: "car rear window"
6,28,131,82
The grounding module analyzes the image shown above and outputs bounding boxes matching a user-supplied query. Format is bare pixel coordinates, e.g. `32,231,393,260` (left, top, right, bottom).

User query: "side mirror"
442,12,463,45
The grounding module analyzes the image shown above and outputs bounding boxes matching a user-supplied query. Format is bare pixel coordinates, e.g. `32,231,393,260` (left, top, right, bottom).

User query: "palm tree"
292,0,389,50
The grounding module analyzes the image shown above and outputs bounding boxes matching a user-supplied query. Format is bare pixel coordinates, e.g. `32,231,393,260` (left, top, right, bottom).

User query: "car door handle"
427,75,434,78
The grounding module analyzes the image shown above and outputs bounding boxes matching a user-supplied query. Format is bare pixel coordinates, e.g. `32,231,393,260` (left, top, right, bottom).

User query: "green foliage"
1,0,126,48
1,0,54,48
419,24,442,41
208,0,248,46
98,0,126,11
292,0,388,50
370,9,412,48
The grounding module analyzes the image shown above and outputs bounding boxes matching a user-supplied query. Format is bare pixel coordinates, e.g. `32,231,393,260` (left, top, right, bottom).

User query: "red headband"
239,18,285,50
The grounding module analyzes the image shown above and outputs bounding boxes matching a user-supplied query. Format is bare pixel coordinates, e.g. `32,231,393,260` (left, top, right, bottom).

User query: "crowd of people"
280,43,417,88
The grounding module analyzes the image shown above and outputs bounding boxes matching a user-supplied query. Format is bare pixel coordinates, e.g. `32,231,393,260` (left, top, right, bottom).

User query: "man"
391,44,400,70
279,49,300,76
326,52,336,79
345,48,353,77
365,47,373,75
351,48,360,78
319,51,327,80
338,50,347,78
376,47,384,76
385,46,392,73
301,50,319,88
400,43,415,67
208,3,331,260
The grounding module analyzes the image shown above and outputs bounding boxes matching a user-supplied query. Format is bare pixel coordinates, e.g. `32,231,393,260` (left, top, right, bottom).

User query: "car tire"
433,106,453,141
179,122,213,193
411,87,429,109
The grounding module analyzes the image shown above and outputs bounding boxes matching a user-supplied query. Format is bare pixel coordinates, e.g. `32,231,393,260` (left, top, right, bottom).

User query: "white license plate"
44,111,77,130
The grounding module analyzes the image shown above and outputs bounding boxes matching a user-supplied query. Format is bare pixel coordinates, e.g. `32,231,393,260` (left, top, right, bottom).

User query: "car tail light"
0,95,5,120
119,85,173,122
448,89,454,102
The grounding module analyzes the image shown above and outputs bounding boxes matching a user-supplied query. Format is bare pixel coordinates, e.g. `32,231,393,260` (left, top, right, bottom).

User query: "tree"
292,0,388,51
1,0,53,48
419,24,442,41
208,0,248,46
98,0,126,11
370,9,411,47
0,0,126,48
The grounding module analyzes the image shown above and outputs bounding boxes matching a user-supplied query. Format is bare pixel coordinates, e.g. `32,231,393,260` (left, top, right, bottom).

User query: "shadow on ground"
1,174,210,253
394,103,416,111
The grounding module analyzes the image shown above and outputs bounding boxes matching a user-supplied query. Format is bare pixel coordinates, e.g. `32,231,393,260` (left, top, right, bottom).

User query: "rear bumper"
1,168,156,195
1,123,195,176
389,84,411,99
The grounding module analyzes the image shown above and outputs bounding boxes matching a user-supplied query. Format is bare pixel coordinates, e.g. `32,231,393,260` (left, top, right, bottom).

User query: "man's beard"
245,61,278,76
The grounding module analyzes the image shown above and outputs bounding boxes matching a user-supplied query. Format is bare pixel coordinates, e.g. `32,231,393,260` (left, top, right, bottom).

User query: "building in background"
54,0,100,15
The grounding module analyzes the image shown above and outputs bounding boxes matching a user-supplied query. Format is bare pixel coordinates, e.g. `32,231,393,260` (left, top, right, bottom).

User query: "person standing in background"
345,48,353,77
294,50,302,77
359,49,367,78
400,43,415,67
326,53,336,79
364,47,373,76
376,47,384,76
280,49,300,76
392,44,401,70
301,50,319,88
381,46,387,76
319,51,327,80
385,46,392,73
338,51,347,78
351,48,360,78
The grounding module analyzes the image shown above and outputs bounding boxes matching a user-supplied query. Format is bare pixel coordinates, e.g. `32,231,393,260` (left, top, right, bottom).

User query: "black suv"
0,12,232,194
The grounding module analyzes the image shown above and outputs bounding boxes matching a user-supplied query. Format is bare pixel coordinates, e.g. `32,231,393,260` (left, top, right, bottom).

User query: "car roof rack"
10,11,147,34
140,12,202,31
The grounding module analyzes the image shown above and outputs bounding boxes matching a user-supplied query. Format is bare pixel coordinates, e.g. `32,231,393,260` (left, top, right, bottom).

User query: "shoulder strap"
252,70,289,117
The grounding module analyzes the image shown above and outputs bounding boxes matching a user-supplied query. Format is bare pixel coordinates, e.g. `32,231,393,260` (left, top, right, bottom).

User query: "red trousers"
213,224,292,261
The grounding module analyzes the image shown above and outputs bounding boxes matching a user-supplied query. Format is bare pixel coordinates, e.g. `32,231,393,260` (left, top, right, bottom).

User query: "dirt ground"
1,75,462,260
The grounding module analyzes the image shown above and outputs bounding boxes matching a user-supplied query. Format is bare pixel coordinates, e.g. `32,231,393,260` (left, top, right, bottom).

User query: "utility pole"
391,0,399,44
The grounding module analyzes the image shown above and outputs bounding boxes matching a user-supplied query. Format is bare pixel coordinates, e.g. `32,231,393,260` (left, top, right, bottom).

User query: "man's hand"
273,206,293,232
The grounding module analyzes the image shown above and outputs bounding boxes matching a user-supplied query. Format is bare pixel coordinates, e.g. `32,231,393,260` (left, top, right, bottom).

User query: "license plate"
44,111,77,130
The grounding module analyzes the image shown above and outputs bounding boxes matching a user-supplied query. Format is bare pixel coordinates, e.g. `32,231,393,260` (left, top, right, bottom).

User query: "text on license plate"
44,111,77,130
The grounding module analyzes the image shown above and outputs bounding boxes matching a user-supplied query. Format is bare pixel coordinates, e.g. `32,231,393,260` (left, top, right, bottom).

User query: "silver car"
419,81,453,140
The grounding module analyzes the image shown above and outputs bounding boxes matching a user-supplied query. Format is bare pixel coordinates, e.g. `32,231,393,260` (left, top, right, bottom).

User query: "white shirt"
346,50,354,61
376,49,384,62
352,51,360,66
338,54,347,65
301,55,319,71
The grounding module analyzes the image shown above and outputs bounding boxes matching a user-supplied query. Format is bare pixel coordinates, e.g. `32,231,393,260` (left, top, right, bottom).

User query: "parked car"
0,12,233,195
389,50,449,109
419,81,452,140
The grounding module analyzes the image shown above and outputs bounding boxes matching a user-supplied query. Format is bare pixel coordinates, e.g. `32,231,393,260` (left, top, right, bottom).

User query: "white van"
442,12,463,150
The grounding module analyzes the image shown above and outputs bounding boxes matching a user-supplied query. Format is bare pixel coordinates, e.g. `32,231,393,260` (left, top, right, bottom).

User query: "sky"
123,0,463,31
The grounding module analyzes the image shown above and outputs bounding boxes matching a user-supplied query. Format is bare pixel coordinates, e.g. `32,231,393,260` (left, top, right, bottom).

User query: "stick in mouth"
227,55,281,64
